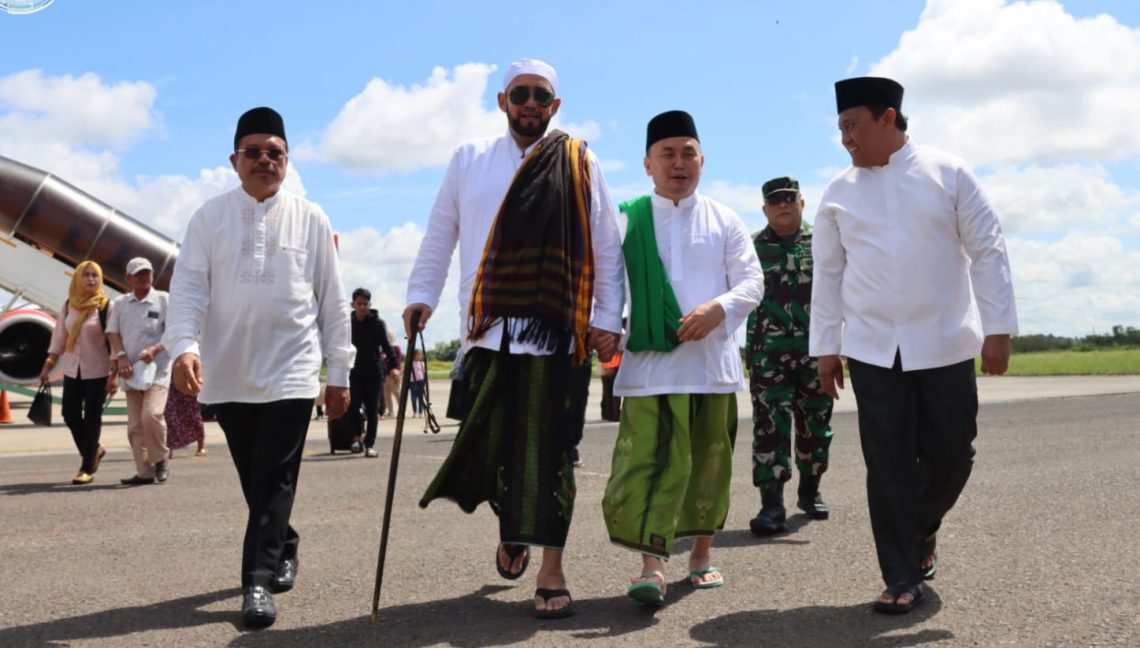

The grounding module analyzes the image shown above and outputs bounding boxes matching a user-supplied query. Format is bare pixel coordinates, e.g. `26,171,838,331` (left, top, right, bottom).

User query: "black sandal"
872,582,925,614
920,534,938,581
534,588,575,619
495,543,530,580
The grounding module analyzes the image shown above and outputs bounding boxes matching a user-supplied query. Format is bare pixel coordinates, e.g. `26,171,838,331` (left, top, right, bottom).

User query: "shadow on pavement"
689,588,950,647
0,481,125,496
670,523,811,556
0,589,239,647
229,584,666,647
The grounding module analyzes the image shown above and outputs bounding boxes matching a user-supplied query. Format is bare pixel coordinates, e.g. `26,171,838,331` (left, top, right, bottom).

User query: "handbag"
28,384,53,426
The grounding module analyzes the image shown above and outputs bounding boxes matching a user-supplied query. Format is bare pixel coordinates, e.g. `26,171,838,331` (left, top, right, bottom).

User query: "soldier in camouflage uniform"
747,176,834,535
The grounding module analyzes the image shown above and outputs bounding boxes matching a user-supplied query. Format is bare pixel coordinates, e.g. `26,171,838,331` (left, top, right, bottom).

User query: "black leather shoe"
120,475,156,485
797,492,830,520
155,460,170,483
797,474,829,520
749,482,787,535
241,585,277,628
272,558,298,593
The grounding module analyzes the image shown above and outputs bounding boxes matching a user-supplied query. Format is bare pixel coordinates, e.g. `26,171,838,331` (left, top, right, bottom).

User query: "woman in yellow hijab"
40,261,117,485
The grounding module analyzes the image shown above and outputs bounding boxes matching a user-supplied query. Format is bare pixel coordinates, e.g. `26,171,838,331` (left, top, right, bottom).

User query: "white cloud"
845,56,859,75
872,0,1140,166
315,63,503,173
0,69,158,150
1007,234,1140,336
335,222,462,346
980,163,1138,237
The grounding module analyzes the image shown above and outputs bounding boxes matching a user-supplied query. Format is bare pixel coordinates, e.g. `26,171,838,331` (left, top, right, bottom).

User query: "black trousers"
350,375,382,448
847,355,977,586
62,374,106,473
215,399,313,588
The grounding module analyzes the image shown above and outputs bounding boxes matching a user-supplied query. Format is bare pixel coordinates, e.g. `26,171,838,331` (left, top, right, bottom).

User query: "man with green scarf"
404,59,624,619
602,110,764,607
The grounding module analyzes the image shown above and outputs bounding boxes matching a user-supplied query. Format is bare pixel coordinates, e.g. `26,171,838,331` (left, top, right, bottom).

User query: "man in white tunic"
106,257,171,486
404,59,624,619
164,107,354,628
602,110,763,607
810,77,1018,614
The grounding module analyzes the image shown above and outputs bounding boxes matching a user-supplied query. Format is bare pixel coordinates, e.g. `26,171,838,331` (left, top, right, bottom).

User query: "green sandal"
627,571,666,606
688,566,724,589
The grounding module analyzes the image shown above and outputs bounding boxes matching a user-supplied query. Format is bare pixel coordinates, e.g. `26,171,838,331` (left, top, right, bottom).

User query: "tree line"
422,325,1140,362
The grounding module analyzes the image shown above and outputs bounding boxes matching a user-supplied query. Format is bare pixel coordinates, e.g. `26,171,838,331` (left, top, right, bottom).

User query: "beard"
508,112,551,138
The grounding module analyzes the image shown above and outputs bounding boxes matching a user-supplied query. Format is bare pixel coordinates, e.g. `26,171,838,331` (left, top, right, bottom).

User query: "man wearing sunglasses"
164,106,354,628
746,176,834,536
811,77,1017,614
405,59,624,619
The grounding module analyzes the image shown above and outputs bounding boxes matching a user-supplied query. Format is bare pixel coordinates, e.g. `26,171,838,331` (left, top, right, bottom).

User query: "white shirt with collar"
406,130,625,353
164,187,355,404
809,139,1018,371
613,191,765,397
106,287,171,388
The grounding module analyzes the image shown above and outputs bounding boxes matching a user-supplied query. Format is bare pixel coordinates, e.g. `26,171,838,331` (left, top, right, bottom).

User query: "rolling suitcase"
328,405,362,454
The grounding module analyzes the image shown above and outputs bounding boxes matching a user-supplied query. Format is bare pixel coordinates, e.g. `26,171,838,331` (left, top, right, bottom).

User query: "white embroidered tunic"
164,188,354,403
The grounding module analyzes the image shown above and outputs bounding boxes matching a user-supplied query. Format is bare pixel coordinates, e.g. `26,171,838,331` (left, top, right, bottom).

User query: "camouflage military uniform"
748,222,834,486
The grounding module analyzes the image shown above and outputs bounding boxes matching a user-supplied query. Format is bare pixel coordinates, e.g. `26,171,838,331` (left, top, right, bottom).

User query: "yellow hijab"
65,260,109,353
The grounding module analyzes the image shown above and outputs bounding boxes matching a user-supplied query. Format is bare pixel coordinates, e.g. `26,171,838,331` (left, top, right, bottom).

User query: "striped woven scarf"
467,130,595,364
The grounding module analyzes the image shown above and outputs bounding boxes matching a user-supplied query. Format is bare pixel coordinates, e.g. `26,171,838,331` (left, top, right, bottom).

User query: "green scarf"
620,195,681,352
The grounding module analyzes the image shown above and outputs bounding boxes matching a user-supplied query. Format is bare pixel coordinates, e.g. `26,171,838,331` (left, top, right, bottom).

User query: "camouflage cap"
762,176,799,198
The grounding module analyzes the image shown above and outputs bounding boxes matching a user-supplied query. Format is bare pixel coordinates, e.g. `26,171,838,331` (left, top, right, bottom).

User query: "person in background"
381,329,403,418
747,177,834,534
410,349,426,418
165,386,206,457
348,288,396,457
40,261,116,485
107,257,172,486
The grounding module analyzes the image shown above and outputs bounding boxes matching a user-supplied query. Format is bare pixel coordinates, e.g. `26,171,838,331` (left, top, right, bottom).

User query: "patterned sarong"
602,393,737,558
419,347,578,548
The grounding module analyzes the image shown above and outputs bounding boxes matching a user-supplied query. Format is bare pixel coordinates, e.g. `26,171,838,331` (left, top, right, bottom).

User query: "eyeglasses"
507,85,555,108
765,192,798,205
236,147,287,161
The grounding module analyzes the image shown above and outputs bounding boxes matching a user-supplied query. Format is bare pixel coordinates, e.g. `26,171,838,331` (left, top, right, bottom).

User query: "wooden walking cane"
371,310,422,623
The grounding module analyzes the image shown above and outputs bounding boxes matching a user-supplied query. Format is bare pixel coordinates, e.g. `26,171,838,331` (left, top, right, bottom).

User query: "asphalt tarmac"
1,385,1138,647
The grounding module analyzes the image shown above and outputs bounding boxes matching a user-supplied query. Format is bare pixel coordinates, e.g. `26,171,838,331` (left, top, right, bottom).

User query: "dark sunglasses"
236,147,287,161
765,192,798,205
507,85,555,107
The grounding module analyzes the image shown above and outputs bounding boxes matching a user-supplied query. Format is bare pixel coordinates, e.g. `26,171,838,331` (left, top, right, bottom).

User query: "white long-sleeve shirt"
809,140,1018,371
163,187,355,404
613,192,764,397
406,131,625,352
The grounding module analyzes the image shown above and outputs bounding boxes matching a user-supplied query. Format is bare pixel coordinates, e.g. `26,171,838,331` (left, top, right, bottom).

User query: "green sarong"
419,347,578,548
602,392,738,558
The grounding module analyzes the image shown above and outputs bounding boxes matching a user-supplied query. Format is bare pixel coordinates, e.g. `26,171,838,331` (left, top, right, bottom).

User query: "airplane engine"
0,309,57,385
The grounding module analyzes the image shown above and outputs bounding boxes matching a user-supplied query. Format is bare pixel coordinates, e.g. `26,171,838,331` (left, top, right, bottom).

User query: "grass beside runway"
995,348,1140,375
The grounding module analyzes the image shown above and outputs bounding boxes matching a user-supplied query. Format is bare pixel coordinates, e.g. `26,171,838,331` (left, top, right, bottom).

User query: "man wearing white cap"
107,257,171,485
405,58,624,619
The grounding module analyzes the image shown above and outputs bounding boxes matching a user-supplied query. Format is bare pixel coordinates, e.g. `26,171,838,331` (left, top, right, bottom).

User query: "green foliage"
428,339,462,362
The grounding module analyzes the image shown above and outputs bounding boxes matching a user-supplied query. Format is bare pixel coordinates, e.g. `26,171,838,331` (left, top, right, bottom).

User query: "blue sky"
3,0,1139,344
